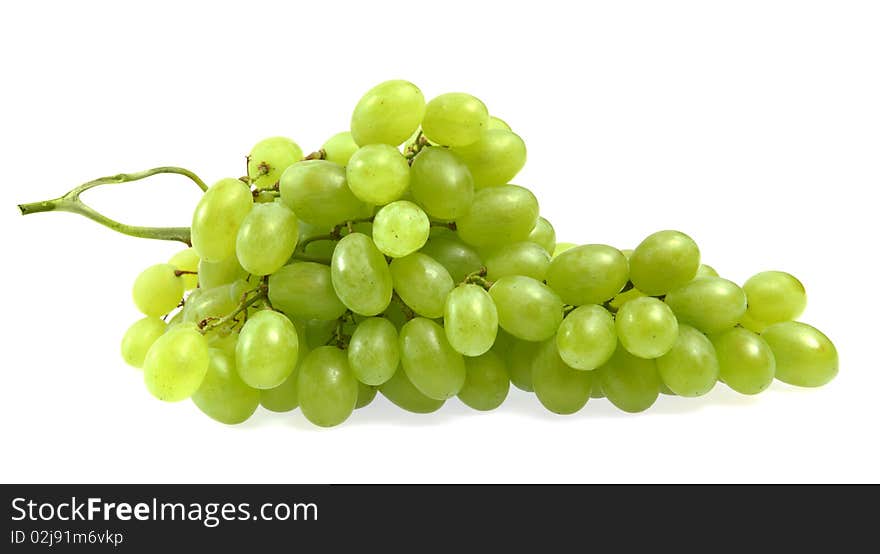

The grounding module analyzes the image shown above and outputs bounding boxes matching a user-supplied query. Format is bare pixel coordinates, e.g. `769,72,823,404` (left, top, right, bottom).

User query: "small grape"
743,271,807,326
143,324,210,402
452,129,527,188
390,253,454,319
458,351,509,411
489,275,564,342
422,93,489,147
596,344,661,413
615,297,679,359
444,284,499,356
556,305,617,371
348,317,400,386
331,233,393,316
527,217,556,255
191,178,253,263
629,230,700,295
168,248,199,290
192,347,260,425
399,318,466,400
322,131,359,166
419,237,483,283
268,262,347,321
710,327,776,395
279,160,369,228
372,200,430,258
546,244,629,305
297,346,359,427
532,338,593,415
121,317,167,368
664,277,747,334
235,310,299,389
379,366,445,414
762,321,837,387
656,325,719,397
346,144,410,205
409,148,474,220
248,137,303,190
235,201,299,276
485,241,551,281
351,80,425,146
132,263,184,317
456,185,539,249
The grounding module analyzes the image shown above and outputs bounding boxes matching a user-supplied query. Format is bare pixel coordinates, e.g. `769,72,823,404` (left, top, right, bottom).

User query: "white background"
1,0,878,484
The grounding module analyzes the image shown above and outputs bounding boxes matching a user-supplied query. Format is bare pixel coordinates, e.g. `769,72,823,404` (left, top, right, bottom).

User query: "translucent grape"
629,230,700,295
499,333,540,392
489,275,564,342
399,318,466,400
456,185,539,249
390,253,454,319
198,255,247,289
143,324,210,402
452,129,527,188
710,327,776,395
168,248,199,290
656,325,719,397
743,271,807,325
485,241,550,281
235,310,299,389
192,347,260,424
372,200,430,258
422,92,489,147
419,237,483,282
553,242,576,258
322,131,359,167
487,116,511,131
762,321,837,387
546,244,629,305
348,317,400,386
664,277,747,334
182,280,246,325
279,160,369,228
268,262,347,321
379,366,445,414
739,311,769,334
331,233,393,316
132,263,184,317
444,284,499,356
346,144,410,205
235,201,299,276
260,320,307,412
121,317,167,368
458,351,509,411
695,264,719,279
615,297,679,359
596,344,661,413
527,217,556,255
350,79,425,146
191,178,253,263
297,346,359,427
409,147,474,220
555,305,617,370
531,338,593,415
607,287,646,312
248,136,303,190
356,382,378,409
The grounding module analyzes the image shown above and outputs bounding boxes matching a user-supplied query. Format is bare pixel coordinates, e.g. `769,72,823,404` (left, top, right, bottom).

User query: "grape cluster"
115,80,838,427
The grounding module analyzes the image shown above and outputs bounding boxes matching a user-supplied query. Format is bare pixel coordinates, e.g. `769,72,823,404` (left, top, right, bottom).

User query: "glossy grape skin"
259,322,307,413
356,382,378,409
485,241,551,281
143,324,210,402
399,318,466,400
695,264,719,279
168,248,199,290
192,348,260,424
346,144,410,205
665,277,747,334
422,92,489,147
629,230,700,295
235,310,299,389
372,201,430,258
452,129,527,188
350,80,425,146
656,325,719,397
390,253,454,319
710,328,776,395
235,201,299,276
248,137,303,190
489,276,564,342
191,178,253,263
527,217,556,255
487,116,511,131
268,262,347,321
444,284,499,356
547,244,629,305
607,287,646,313
409,148,474,220
596,344,661,413
198,255,247,289
419,237,483,282
499,333,541,392
379,366,445,414
615,297,679,359
322,131,359,166
279,160,369,228
458,351,509,411
331,233,393,316
762,322,838,387
743,271,807,325
121,317,167,368
555,305,617,371
297,346,359,427
552,242,577,258
739,311,769,334
531,338,593,415
181,280,247,325
456,185,539,249
132,264,184,317
348,317,400,386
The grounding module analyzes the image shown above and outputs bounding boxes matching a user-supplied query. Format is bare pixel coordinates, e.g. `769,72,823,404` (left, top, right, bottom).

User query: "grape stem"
462,267,494,290
430,220,457,231
296,216,376,253
302,149,326,161
199,284,268,333
404,131,429,163
17,167,207,245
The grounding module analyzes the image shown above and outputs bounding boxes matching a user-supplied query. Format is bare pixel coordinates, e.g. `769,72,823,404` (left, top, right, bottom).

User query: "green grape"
596,343,661,413
206,330,238,354
168,248,199,290
346,144,410,204
268,262,347,321
456,185,539,249
656,325,719,397
615,297,679,359
607,287,645,312
331,233,393,316
372,200,430,258
458,351,509,411
132,263,184,317
664,277,747,334
489,275,563,342
531,338,593,415
409,147,474,220
695,264,719,279
743,271,807,325
527,217,556,255
235,201,299,276
659,381,675,395
591,382,605,398
553,242,576,258
198,255,247,289
182,281,248,326
322,131,359,166
279,160,369,228
710,327,776,395
487,115,511,131
248,136,303,190
422,92,489,147
555,305,617,370
390,253,454,318
419,236,483,282
762,321,837,387
143,324,210,402
452,129,527,188
304,318,337,349
348,317,399,386
191,178,253,263
499,333,541,392
356,382,378,409
739,311,769,334
629,230,700,295
485,241,550,281
546,244,629,305
235,310,299,389
379,366,445,413
297,346,359,427
192,347,260,424
444,284,499,356
621,249,634,260
350,79,425,146
260,321,307,412
121,317,167,368
399,318,466,400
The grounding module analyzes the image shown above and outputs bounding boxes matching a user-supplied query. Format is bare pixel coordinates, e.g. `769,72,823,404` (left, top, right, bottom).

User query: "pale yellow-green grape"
390,253,454,319
268,263,346,321
348,317,400,385
192,347,260,424
304,318,337,349
656,325,719,397
419,237,483,282
373,201,430,258
762,321,838,387
532,338,593,415
322,131,359,167
615,297,679,359
198,255,247,289
182,280,247,325
206,331,238,355
489,276,564,342
399,318,466,400
695,264,719,279
458,351,509,411
710,328,776,395
168,248,199,290
444,284,499,356
350,79,426,146
379,365,445,413
236,310,299,389
555,305,617,370
547,244,629,305
422,93,489,147
191,178,254,263
235,201,299,276
621,249,634,260
452,129,527,188
485,241,551,281
248,136,303,190
629,230,700,295
297,346,359,427
743,271,807,326
596,343,661,413
487,115,511,131
409,148,474,220
664,277,747,334
143,323,210,402
132,263,185,317
456,185,539,249
356,382,378,409
607,288,646,312
498,332,540,392
279,160,369,227
527,217,556,255
331,233,393,316
553,242,576,258
260,321,308,412
739,311,769,334
346,144,410,204
121,317,167,368
591,382,605,398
